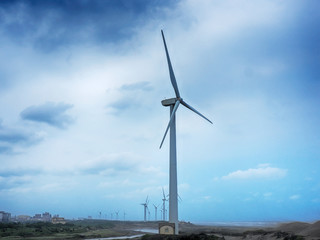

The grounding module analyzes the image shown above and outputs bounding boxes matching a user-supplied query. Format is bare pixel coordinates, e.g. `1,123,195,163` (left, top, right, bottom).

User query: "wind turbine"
160,30,212,234
161,188,168,221
115,210,119,220
153,203,160,221
141,196,149,222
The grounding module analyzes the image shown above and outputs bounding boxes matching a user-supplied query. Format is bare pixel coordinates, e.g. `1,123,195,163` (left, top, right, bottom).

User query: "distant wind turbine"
141,196,149,222
153,203,160,221
161,188,168,221
160,30,212,234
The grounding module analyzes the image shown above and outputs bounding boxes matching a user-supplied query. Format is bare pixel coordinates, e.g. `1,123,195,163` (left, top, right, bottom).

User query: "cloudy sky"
0,0,319,222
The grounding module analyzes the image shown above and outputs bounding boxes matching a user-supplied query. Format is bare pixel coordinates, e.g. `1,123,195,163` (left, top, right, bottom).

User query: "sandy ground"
109,220,320,240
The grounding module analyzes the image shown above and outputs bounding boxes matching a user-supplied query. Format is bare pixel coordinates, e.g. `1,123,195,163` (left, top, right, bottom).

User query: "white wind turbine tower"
160,30,212,234
153,203,160,221
161,188,168,221
141,196,149,222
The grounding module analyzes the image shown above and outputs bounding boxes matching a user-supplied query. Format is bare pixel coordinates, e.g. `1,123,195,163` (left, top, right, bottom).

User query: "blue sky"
0,0,319,222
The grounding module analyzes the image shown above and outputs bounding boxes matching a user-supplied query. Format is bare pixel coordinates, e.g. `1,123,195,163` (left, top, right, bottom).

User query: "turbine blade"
162,188,165,198
161,30,180,98
181,100,212,124
159,100,180,148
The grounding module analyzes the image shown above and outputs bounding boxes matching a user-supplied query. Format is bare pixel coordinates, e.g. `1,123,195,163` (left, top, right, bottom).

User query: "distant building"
33,214,42,221
52,217,66,224
31,212,52,222
0,211,11,222
17,215,31,222
42,212,52,222
10,215,17,222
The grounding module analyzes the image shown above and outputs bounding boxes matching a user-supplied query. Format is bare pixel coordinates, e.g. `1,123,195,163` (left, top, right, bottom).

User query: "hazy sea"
194,221,282,227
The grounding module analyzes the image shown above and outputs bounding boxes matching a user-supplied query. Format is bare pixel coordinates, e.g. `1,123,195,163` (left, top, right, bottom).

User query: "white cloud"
202,196,211,201
20,102,74,129
79,152,143,176
289,195,300,200
221,166,287,180
98,179,137,189
264,192,273,197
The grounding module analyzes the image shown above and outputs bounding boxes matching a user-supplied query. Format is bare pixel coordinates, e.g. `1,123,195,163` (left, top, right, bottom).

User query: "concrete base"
159,222,176,235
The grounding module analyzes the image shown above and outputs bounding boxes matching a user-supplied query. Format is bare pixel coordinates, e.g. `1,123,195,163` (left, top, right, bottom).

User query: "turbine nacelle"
161,97,181,107
159,95,212,149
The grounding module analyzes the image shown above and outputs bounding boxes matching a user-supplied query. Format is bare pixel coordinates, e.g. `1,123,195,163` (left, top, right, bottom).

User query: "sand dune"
77,220,320,239
277,221,320,238
177,220,320,239
276,221,311,233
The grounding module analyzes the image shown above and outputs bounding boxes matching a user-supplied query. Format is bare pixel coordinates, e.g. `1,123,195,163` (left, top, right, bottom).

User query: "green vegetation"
0,220,116,239
141,233,224,240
